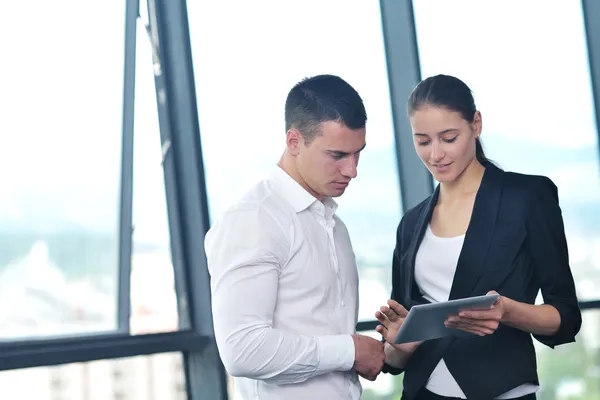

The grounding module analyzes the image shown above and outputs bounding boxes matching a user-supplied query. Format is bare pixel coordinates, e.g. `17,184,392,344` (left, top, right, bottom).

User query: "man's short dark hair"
284,74,367,144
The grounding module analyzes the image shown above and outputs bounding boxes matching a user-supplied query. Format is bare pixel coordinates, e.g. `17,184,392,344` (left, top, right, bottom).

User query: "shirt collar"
269,165,338,215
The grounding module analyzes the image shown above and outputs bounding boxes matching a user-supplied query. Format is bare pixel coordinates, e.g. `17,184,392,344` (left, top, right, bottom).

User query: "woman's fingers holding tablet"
387,300,409,318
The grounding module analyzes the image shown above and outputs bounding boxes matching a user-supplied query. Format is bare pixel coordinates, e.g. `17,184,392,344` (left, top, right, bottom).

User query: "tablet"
393,294,499,344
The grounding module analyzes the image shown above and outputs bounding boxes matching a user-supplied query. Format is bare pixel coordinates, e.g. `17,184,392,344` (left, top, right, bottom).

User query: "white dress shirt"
205,166,361,400
415,224,538,399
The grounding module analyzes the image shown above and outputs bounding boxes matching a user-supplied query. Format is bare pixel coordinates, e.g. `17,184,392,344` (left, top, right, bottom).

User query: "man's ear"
286,128,302,156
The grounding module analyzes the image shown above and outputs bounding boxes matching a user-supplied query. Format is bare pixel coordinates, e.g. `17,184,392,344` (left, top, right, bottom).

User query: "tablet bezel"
393,293,500,345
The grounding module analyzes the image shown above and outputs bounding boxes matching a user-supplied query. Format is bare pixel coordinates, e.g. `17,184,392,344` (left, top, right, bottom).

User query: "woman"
375,74,582,400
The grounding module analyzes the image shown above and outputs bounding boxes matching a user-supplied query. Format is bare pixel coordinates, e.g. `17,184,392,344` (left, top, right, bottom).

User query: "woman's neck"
439,159,486,203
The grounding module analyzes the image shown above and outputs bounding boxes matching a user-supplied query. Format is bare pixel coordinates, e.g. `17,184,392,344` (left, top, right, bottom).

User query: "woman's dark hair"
408,74,489,165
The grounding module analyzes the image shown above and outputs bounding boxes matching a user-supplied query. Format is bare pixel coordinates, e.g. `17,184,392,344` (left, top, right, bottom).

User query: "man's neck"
277,153,323,201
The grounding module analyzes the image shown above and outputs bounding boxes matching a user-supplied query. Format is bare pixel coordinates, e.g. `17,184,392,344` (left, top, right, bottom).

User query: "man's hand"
375,299,422,353
352,334,385,381
444,291,507,336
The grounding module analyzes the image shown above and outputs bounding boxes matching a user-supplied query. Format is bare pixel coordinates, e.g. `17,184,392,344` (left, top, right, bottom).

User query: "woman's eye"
417,141,430,146
443,137,458,143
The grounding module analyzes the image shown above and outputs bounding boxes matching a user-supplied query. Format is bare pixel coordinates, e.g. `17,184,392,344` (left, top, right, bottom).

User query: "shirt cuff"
316,334,355,373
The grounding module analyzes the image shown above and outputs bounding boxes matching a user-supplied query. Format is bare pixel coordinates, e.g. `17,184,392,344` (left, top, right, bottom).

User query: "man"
205,74,385,400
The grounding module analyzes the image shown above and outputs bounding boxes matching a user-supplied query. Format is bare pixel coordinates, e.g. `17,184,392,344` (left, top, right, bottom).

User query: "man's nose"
341,154,358,178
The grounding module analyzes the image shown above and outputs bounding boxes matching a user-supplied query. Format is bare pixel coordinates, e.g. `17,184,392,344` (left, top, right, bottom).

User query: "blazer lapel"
448,164,504,300
405,186,439,307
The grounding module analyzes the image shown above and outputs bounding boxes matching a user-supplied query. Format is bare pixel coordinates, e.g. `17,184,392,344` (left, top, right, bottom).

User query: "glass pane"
0,2,125,337
535,310,600,399
187,0,402,322
412,0,600,301
0,352,186,399
130,9,179,335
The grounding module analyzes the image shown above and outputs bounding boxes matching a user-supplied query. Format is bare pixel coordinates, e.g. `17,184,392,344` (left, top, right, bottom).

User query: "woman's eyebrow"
414,128,460,136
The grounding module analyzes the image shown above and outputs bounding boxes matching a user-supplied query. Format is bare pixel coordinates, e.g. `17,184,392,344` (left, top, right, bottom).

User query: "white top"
415,225,539,399
205,166,361,400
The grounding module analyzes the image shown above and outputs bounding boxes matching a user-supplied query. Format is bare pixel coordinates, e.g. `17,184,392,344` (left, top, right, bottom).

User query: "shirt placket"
315,203,345,312
326,221,345,308
314,203,354,397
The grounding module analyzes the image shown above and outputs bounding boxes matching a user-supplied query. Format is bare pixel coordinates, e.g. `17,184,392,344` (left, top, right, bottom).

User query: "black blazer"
383,163,582,399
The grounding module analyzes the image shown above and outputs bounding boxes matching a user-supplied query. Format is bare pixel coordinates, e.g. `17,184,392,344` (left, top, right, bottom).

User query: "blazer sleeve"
381,217,407,375
526,176,582,347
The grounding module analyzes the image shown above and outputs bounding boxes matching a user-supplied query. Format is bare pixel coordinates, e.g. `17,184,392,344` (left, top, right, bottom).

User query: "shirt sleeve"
526,176,582,347
204,204,355,385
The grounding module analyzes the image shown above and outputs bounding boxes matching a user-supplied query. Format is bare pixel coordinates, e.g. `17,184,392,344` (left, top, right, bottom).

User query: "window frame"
0,0,227,398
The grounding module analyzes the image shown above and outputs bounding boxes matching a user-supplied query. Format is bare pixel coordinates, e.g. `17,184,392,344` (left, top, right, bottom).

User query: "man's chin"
327,188,347,198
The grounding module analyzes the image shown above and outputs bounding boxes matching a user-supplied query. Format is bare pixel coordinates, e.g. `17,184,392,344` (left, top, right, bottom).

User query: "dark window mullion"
116,0,141,334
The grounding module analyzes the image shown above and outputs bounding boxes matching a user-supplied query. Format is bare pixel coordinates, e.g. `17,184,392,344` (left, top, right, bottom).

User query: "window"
187,0,402,323
412,0,600,302
0,1,126,338
130,3,179,335
535,310,600,398
0,352,186,400
0,2,224,400
0,0,180,340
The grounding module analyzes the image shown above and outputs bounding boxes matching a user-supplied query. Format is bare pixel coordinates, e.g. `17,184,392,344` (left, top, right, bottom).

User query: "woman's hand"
375,299,422,353
444,291,507,336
